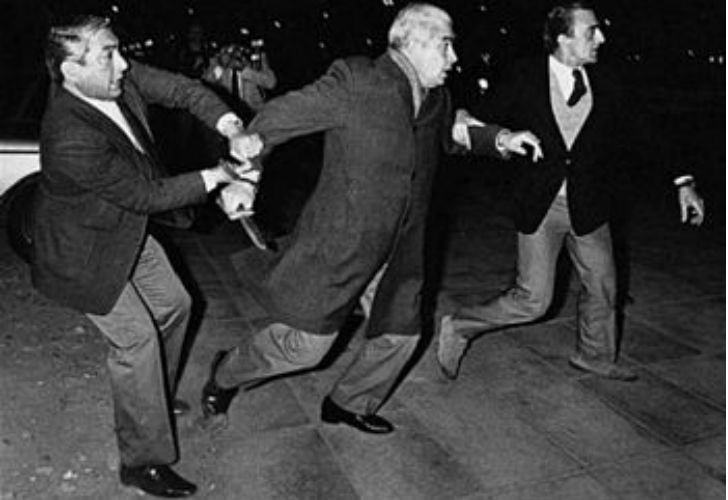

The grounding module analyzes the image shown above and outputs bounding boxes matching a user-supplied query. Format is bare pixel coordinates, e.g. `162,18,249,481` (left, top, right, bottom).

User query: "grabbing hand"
229,133,263,162
678,184,705,226
498,130,544,162
217,181,257,220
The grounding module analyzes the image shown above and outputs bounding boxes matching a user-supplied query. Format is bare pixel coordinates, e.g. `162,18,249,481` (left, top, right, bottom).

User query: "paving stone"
397,381,584,490
482,473,617,500
589,450,726,500
579,369,725,446
200,427,358,500
323,409,483,500
682,434,726,477
647,352,725,408
459,331,669,465
620,316,701,363
626,265,714,310
627,296,725,352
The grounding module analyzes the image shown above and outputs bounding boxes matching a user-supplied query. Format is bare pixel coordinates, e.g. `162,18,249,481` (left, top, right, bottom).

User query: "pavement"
0,155,724,499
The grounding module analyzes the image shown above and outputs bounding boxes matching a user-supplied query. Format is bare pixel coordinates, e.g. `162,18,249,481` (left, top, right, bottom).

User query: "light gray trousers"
452,195,618,361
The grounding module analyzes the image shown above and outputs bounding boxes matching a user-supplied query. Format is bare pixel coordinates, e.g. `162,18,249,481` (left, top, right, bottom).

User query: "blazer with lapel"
32,61,231,314
478,57,632,236
236,53,505,336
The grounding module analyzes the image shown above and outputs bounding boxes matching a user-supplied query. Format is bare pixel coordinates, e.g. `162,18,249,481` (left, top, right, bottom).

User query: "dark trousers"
86,236,191,467
216,265,419,415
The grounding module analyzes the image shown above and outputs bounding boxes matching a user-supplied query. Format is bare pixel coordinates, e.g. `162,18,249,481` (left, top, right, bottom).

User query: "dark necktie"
117,99,160,164
567,69,587,107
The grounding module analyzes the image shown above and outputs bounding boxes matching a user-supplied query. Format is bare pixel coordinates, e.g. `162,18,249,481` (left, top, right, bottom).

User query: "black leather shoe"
320,396,394,434
120,464,196,498
172,399,191,416
201,350,239,418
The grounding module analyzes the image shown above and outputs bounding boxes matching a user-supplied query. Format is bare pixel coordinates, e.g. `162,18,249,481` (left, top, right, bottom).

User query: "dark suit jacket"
236,53,504,336
32,61,231,314
477,57,652,236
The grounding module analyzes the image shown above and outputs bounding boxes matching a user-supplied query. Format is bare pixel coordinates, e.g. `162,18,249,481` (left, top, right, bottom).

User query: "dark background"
0,0,724,234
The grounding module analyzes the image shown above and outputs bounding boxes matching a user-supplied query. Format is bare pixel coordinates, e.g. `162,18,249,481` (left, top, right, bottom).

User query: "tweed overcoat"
237,53,504,336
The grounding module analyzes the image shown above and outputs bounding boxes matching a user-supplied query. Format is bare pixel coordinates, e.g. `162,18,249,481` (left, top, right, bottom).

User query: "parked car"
0,74,46,261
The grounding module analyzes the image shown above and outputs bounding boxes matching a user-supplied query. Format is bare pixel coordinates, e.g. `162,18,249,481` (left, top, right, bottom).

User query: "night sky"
0,0,724,116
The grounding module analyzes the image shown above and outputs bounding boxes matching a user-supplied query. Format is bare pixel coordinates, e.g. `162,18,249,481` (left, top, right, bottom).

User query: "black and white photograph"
0,0,724,498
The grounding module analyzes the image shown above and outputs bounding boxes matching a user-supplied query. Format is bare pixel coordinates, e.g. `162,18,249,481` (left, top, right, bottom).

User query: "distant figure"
436,0,705,383
203,40,277,119
32,15,258,498
202,3,541,435
174,22,211,78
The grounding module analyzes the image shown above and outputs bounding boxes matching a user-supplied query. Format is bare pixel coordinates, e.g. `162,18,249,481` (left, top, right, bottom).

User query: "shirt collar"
388,48,428,115
549,55,589,97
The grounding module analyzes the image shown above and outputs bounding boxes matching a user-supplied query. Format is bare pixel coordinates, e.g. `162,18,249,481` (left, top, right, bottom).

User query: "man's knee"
508,285,552,319
265,324,337,368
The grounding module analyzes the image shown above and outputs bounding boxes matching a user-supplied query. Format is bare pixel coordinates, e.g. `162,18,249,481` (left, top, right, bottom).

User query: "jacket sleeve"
440,89,504,158
247,59,351,148
42,121,207,215
126,60,232,131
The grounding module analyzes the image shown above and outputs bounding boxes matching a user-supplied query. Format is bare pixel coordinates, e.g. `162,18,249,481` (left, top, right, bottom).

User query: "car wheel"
5,173,39,262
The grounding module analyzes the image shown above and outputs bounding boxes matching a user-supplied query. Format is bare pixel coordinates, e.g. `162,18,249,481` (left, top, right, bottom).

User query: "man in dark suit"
436,0,705,382
32,15,259,498
201,3,542,434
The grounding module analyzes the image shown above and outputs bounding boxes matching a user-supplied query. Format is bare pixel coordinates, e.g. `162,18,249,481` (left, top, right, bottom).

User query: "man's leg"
86,285,177,468
328,333,419,415
438,196,570,379
565,224,636,381
214,323,338,389
131,236,192,394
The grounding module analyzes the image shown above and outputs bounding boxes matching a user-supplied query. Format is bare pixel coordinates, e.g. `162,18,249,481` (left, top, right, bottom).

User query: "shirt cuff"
199,169,220,192
216,112,245,139
674,175,695,188
495,129,511,158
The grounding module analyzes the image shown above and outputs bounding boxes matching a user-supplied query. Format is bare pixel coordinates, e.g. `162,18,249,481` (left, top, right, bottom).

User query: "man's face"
559,9,605,66
67,27,128,100
407,25,457,88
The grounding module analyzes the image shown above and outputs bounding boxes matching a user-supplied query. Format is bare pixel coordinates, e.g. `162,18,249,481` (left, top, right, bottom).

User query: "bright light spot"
240,28,250,36
383,0,395,6
499,27,508,35
187,7,194,15
633,53,641,61
687,49,695,57
273,20,282,29
454,65,462,73
719,55,725,65
480,52,491,65
322,11,329,19
110,5,119,13
365,38,373,46
479,4,487,12
603,18,611,27
708,55,715,63
477,78,489,91
318,41,326,49
144,39,154,48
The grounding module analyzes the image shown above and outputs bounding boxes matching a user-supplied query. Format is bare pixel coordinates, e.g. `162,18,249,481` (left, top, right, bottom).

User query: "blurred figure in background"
203,38,277,121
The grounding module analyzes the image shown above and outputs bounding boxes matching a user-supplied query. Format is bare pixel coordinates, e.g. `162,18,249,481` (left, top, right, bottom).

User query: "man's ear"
59,60,81,83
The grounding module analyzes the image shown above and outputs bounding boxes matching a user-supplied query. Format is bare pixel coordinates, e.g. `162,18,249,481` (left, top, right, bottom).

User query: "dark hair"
46,14,110,83
542,1,594,54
